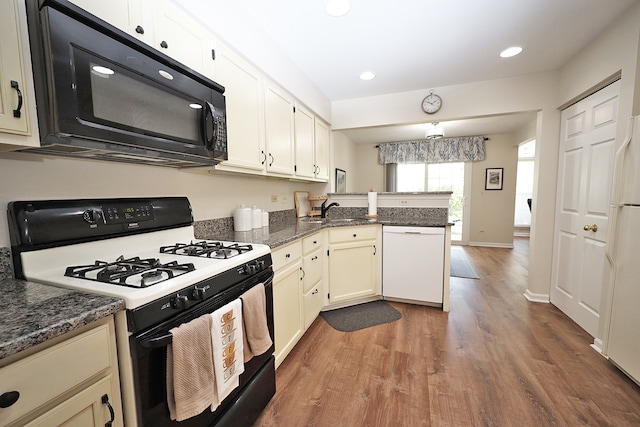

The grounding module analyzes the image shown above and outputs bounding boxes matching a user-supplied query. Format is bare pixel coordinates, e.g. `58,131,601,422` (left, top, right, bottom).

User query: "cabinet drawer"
272,241,302,272
303,283,323,330
0,324,112,425
302,232,322,254
302,248,323,292
329,225,378,243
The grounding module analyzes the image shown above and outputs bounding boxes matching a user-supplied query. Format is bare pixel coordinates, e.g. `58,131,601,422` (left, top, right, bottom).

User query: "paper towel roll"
368,190,377,216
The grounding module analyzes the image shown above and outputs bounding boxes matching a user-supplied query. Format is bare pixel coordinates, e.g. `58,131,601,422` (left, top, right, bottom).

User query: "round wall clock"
421,90,442,114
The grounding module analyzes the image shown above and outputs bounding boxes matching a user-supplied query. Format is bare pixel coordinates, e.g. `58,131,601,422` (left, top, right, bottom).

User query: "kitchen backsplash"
193,209,296,239
0,248,13,280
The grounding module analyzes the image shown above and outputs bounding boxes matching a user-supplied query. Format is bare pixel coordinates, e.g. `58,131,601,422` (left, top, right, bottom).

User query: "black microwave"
24,0,227,167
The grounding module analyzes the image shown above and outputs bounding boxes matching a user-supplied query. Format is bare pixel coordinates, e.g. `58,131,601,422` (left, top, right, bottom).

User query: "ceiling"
184,0,638,142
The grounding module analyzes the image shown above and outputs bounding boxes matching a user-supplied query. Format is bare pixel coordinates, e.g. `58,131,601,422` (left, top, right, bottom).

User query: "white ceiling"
183,0,638,142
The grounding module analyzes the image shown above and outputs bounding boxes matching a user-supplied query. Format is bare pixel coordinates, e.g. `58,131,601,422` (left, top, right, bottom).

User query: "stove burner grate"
160,241,253,259
64,255,195,288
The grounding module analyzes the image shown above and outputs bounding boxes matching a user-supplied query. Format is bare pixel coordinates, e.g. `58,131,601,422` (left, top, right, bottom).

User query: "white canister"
233,205,252,232
262,211,269,228
252,206,262,229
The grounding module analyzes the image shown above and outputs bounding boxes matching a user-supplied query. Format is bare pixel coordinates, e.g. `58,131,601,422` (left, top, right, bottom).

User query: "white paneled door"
550,80,619,337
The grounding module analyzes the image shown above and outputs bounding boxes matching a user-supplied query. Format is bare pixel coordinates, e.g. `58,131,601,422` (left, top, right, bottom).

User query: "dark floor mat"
320,300,402,332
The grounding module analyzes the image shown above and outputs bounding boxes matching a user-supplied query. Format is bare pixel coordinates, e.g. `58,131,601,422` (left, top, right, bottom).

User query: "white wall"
468,134,519,246
0,152,327,247
331,131,358,193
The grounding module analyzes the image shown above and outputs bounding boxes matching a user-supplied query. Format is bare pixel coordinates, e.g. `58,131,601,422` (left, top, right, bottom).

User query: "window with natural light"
397,162,465,241
515,140,535,227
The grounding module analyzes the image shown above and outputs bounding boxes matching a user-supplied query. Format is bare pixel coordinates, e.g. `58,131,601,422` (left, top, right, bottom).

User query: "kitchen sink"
300,218,323,224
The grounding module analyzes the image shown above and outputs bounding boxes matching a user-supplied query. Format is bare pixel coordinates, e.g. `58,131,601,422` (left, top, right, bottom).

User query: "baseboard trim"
468,242,514,249
514,231,531,237
590,338,607,357
523,289,550,303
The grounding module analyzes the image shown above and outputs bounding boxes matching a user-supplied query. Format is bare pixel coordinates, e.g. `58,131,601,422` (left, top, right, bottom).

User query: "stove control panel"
103,202,155,225
241,259,266,275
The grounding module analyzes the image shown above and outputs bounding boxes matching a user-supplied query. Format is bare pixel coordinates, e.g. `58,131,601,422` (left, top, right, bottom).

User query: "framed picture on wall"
335,168,346,193
485,168,504,190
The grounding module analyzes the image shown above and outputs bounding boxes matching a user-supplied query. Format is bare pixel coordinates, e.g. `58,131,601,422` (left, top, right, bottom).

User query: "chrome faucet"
320,201,340,218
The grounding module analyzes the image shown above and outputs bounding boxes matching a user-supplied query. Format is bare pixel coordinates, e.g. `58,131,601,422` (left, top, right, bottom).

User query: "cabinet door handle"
0,391,20,408
261,150,267,165
135,25,144,34
268,153,274,166
10,81,22,118
160,40,168,49
373,245,377,255
102,394,115,427
311,255,318,261
312,289,318,295
300,267,305,280
285,253,291,258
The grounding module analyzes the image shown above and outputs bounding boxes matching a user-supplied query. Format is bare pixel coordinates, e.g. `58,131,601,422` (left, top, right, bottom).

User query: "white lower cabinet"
0,316,123,427
272,241,303,368
301,232,325,329
328,225,382,305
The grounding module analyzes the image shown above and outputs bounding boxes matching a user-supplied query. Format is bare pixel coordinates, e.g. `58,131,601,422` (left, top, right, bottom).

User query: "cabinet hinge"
293,106,296,113
294,165,297,172
327,293,330,299
327,249,329,256
211,49,216,60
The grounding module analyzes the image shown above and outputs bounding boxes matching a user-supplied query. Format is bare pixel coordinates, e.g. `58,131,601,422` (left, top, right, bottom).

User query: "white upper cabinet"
314,117,330,181
294,104,316,179
264,83,296,176
70,0,216,78
294,104,330,182
214,48,266,173
0,0,34,141
69,0,151,44
153,0,216,77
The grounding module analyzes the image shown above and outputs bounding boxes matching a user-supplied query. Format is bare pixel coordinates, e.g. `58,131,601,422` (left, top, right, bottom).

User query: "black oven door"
129,270,275,427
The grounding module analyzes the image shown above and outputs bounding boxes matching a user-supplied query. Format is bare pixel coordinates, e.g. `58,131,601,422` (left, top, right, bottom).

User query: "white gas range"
8,197,276,427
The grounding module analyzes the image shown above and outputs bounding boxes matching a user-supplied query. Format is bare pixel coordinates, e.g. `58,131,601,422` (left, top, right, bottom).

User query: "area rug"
450,246,480,279
320,300,402,332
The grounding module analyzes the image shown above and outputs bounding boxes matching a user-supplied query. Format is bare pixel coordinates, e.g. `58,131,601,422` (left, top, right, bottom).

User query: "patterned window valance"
377,136,486,164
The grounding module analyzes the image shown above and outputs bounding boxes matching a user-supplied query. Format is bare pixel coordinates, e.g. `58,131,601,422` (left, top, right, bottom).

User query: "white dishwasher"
382,226,445,305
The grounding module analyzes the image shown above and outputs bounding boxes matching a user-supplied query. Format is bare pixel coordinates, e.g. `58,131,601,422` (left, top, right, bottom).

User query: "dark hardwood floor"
255,238,640,426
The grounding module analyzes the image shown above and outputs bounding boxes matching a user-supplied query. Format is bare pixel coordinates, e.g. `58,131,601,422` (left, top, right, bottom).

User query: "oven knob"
171,294,189,310
245,263,257,275
192,286,207,301
82,209,101,224
257,260,265,271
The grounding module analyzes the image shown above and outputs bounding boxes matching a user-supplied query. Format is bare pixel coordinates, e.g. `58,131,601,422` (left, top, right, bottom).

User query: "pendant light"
426,122,444,139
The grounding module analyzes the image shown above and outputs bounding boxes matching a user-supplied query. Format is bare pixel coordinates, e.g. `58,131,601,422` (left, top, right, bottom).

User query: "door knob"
583,224,598,232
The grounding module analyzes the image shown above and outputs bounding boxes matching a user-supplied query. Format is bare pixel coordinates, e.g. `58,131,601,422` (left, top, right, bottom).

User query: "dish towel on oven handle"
210,299,245,411
240,282,273,362
166,314,215,421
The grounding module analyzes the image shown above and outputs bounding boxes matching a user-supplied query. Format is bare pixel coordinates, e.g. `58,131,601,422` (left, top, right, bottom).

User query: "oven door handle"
139,332,173,349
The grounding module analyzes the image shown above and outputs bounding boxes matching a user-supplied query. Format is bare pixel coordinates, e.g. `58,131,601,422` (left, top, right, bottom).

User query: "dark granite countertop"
0,278,125,360
198,214,451,249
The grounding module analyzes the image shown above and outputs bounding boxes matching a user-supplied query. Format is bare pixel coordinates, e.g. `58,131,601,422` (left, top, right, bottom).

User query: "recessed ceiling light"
359,71,375,81
326,0,351,17
500,46,523,58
